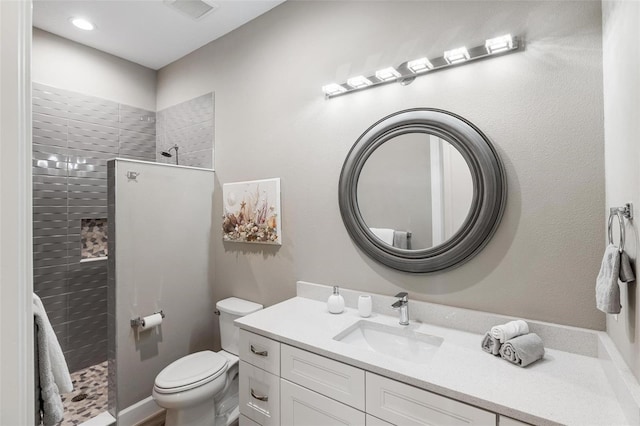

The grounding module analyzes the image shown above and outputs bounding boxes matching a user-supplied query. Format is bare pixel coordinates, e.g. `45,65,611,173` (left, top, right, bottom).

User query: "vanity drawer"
239,329,280,375
366,373,497,426
281,344,365,410
281,378,366,426
239,361,280,426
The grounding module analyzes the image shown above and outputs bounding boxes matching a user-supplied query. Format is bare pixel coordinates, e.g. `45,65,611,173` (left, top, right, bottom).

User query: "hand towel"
499,333,545,367
370,228,394,245
33,293,73,425
393,231,409,249
596,244,622,314
481,332,501,356
490,320,529,343
620,251,635,283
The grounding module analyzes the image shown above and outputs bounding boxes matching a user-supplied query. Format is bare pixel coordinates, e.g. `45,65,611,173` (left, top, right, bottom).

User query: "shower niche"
81,218,108,260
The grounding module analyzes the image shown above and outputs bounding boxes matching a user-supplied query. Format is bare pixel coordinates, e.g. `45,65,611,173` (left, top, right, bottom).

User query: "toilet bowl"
152,298,262,426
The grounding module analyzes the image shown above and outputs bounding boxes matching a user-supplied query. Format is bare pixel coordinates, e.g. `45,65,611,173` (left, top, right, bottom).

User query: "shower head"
160,145,179,165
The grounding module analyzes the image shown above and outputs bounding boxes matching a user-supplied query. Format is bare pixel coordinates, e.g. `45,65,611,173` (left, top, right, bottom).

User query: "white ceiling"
33,0,285,70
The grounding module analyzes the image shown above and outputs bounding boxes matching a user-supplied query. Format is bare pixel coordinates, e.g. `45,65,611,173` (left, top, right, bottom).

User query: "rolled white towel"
491,320,529,343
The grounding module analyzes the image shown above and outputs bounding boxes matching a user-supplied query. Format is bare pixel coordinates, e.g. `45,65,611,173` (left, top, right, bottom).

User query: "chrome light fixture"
407,57,434,73
443,47,470,64
375,67,401,82
323,34,520,98
485,34,514,54
347,76,373,89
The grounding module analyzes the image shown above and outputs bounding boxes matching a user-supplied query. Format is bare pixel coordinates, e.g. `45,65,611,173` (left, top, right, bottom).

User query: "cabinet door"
239,330,281,375
281,344,365,410
281,379,366,426
240,361,280,426
240,414,262,426
366,414,394,426
366,373,496,426
499,416,531,426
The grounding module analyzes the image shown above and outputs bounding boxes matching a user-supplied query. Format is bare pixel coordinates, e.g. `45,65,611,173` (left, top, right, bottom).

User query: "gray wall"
602,0,640,380
32,83,156,372
32,28,156,111
157,0,606,330
108,160,216,413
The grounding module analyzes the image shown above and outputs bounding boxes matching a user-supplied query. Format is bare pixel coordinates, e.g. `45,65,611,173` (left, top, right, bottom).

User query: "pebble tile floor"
59,361,108,425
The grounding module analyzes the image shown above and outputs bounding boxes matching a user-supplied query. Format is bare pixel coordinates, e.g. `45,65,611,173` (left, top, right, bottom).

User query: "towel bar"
608,203,633,253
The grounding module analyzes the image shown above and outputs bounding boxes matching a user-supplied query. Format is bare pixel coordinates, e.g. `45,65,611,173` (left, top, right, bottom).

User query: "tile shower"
33,83,214,422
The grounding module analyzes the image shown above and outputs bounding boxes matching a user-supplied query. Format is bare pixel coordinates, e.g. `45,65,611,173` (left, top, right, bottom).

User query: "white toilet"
152,297,263,426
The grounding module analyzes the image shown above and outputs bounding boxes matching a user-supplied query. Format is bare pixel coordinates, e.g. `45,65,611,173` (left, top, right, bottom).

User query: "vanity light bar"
443,47,470,64
323,34,520,98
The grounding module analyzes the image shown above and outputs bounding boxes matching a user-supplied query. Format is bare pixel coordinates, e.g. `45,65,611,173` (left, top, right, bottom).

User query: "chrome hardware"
250,345,268,357
214,310,220,316
251,388,268,402
391,292,409,326
130,310,165,328
609,203,634,253
126,171,139,181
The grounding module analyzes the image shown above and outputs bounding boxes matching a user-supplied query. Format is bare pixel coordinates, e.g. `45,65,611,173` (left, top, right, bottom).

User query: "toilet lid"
154,351,228,393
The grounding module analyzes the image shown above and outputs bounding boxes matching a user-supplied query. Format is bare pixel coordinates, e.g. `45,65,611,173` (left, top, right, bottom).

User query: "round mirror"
339,108,506,273
357,132,473,250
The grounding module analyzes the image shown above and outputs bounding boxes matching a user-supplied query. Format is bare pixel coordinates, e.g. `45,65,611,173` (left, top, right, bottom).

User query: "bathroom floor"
60,361,108,425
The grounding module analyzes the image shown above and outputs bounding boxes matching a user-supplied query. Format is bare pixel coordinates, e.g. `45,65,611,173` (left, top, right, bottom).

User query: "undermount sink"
333,320,443,364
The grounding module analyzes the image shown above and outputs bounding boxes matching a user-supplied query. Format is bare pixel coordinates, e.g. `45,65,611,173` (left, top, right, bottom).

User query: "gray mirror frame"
339,108,507,273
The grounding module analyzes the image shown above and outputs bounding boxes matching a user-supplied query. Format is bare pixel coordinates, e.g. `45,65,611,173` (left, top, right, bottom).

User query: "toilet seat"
154,351,228,394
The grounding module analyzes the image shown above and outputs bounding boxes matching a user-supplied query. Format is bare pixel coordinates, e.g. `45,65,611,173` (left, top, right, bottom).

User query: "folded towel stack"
499,333,545,367
480,320,545,367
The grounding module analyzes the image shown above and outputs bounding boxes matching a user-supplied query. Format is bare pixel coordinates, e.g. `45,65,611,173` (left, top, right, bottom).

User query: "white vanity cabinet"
239,329,500,426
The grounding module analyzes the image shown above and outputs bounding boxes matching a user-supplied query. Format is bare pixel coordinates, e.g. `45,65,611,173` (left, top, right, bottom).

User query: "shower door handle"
250,345,268,357
251,388,269,402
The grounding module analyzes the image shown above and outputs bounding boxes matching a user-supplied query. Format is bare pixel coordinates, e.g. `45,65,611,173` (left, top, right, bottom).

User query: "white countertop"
236,296,630,426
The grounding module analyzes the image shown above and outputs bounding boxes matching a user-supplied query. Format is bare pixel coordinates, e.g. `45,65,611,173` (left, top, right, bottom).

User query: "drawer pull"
250,345,268,357
251,388,269,402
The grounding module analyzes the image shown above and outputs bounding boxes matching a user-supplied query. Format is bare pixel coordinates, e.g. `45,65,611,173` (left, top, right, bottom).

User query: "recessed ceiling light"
70,17,95,31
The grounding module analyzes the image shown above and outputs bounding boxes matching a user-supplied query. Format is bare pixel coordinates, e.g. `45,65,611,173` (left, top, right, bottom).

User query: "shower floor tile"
60,361,108,425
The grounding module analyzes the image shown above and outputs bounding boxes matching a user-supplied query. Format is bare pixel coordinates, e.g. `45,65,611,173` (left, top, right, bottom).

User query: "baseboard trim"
118,396,164,426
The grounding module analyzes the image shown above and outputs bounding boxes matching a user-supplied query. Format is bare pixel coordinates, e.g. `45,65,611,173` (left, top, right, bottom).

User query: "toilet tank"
216,297,263,355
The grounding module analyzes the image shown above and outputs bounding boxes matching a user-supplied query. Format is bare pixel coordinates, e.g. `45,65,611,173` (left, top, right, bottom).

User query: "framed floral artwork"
222,178,282,245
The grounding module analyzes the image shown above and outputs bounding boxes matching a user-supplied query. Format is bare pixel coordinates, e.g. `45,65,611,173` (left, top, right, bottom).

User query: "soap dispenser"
327,286,345,314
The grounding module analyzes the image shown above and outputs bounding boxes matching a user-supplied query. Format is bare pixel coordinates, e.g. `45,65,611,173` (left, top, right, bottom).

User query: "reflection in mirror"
357,132,473,250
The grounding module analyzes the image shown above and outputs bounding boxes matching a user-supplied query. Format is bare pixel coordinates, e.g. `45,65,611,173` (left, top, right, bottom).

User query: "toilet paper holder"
130,310,165,328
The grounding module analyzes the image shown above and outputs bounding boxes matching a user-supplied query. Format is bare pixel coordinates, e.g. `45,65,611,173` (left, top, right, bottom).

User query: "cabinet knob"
251,388,269,402
250,345,268,357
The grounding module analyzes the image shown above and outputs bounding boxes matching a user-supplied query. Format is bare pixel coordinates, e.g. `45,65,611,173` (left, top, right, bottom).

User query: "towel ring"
608,203,633,253
608,210,625,253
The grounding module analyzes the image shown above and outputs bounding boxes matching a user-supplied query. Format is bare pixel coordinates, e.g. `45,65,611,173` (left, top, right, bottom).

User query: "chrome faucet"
391,292,409,325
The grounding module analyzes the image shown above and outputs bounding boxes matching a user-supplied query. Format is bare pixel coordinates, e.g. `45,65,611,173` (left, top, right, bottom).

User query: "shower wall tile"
33,113,68,147
68,120,119,153
67,94,119,128
33,83,70,119
180,149,213,169
119,105,156,135
32,83,159,373
156,93,214,168
119,129,156,161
